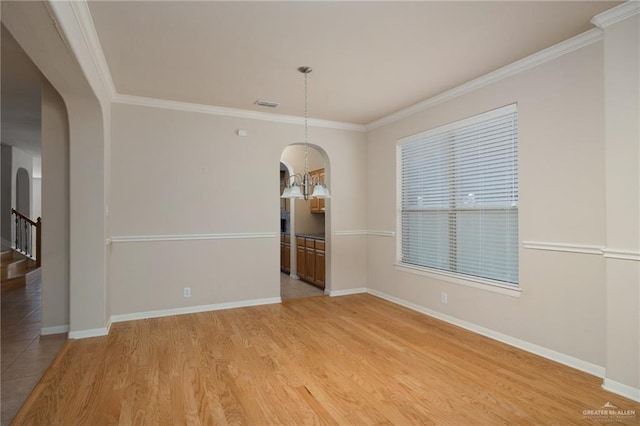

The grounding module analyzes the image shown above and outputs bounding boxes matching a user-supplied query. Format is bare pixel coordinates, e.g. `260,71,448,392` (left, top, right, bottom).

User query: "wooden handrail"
12,208,38,226
11,209,41,267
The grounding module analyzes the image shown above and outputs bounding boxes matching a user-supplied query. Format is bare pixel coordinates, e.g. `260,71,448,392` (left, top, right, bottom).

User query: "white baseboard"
329,288,367,297
41,325,70,335
602,378,640,402
366,288,606,379
68,322,111,339
25,267,41,287
1,237,12,250
110,296,282,324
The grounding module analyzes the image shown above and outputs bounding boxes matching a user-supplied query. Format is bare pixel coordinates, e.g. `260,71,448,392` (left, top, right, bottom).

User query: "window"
398,104,519,287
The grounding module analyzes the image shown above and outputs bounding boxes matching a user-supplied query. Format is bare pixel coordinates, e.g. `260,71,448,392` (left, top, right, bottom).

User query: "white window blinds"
399,104,519,286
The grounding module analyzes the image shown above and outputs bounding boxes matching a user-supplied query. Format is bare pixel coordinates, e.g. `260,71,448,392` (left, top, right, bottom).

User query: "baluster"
24,219,29,255
22,218,26,253
36,218,41,267
14,214,18,248
24,220,31,256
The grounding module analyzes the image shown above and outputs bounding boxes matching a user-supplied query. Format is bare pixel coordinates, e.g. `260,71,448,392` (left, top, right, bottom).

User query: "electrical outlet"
183,287,191,298
441,292,448,304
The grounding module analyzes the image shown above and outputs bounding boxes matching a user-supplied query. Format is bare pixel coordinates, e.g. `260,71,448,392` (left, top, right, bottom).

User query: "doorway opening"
16,167,30,217
1,15,75,423
279,144,330,301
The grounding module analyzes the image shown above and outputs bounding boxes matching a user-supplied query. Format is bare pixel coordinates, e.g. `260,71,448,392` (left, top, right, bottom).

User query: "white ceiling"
88,0,619,125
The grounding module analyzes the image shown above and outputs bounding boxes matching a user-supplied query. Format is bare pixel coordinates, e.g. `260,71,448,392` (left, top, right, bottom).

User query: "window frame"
395,104,521,297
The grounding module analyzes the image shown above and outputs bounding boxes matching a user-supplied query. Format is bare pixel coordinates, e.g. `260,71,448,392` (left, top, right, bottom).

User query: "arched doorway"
16,167,30,217
279,144,330,300
3,0,109,338
1,2,107,421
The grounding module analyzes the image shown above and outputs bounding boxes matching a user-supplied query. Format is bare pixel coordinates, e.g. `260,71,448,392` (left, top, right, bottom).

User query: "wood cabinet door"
284,243,290,271
314,249,325,288
309,168,325,214
296,242,305,278
305,247,315,282
280,240,285,271
310,197,319,213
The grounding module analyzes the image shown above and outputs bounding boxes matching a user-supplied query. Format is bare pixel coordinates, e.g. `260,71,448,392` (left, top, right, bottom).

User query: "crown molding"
66,1,117,99
592,1,640,29
67,2,364,131
114,94,366,132
65,0,611,134
366,28,604,131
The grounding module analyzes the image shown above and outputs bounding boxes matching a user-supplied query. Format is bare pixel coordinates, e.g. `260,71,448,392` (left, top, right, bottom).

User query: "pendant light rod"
281,66,330,201
299,66,312,199
299,66,312,180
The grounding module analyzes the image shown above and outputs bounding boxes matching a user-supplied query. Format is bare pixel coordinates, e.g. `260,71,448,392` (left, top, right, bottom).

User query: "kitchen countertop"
296,233,325,240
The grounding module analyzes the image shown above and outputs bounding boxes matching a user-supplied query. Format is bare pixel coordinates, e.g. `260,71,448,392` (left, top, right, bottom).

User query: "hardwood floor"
14,294,640,425
1,269,67,425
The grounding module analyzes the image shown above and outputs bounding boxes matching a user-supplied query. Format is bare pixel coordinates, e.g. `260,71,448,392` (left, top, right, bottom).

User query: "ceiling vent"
255,100,279,108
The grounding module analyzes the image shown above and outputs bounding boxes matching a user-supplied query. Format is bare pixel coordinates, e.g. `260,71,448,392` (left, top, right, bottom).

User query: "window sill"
394,263,522,298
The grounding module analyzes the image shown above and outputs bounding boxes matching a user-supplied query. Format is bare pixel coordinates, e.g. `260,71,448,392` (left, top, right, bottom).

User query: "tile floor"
280,272,325,301
1,272,67,426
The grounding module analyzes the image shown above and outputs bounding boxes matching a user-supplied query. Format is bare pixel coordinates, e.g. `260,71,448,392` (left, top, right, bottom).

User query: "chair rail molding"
523,241,640,261
333,230,395,237
110,232,279,243
602,248,640,262
522,241,605,255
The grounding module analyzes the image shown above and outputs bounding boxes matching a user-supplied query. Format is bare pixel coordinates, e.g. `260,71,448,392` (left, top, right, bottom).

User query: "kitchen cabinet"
296,237,305,278
309,168,325,214
314,240,325,287
295,235,325,289
305,238,315,283
280,234,290,273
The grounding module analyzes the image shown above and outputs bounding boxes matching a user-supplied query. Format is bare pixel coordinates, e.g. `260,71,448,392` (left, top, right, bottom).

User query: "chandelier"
281,66,331,200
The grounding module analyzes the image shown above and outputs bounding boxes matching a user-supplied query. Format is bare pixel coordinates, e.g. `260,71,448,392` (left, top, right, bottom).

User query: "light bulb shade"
280,186,292,199
311,184,331,199
288,185,304,199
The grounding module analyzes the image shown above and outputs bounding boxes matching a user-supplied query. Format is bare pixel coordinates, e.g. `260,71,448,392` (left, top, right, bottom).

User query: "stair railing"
11,209,41,267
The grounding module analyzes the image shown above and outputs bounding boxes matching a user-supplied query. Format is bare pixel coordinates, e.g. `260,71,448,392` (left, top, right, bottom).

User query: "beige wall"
41,80,70,330
602,14,640,391
109,103,367,313
366,42,606,367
